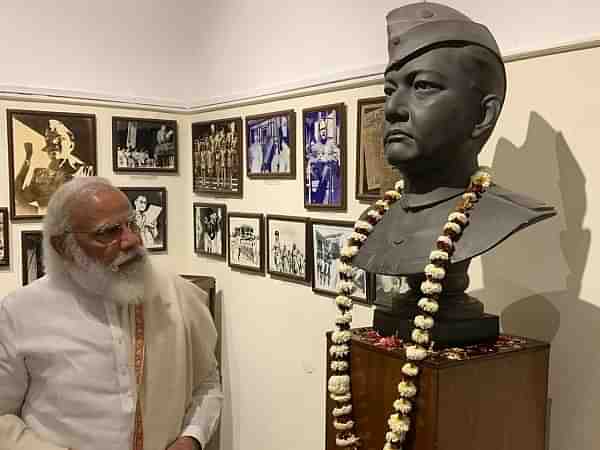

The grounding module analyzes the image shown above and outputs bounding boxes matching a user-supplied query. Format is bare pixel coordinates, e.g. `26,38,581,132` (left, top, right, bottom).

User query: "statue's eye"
413,80,441,91
384,85,396,96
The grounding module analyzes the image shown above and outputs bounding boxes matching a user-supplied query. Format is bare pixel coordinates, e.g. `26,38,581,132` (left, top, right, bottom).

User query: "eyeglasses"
65,217,141,245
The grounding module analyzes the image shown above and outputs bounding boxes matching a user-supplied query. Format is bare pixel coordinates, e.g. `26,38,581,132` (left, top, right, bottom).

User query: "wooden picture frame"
311,218,370,304
192,117,243,197
227,212,265,273
7,109,97,220
266,214,311,282
245,109,296,179
0,208,9,266
194,202,227,259
119,187,168,252
302,103,347,211
112,117,178,173
21,230,44,285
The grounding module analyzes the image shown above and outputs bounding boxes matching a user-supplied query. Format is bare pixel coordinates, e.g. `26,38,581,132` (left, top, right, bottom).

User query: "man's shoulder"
1,276,58,319
486,184,555,213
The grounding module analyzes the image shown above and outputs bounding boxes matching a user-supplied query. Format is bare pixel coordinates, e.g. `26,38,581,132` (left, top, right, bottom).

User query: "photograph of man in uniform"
194,204,226,258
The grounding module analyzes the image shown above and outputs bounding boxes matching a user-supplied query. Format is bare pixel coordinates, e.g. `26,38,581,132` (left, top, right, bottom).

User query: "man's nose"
385,91,410,123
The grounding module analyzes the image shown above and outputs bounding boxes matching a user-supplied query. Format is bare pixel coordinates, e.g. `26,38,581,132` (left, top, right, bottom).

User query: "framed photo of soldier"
302,103,346,211
120,187,167,252
194,202,227,259
112,117,178,173
266,215,311,282
0,208,9,266
227,212,265,273
192,117,243,197
21,230,44,285
311,219,369,304
7,110,97,221
245,110,296,179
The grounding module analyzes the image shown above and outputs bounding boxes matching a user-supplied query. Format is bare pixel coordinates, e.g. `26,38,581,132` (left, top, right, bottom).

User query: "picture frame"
302,103,347,210
245,109,296,179
192,117,243,197
311,219,370,304
112,117,178,173
194,202,227,259
0,208,9,266
228,212,265,273
7,110,97,220
266,215,311,282
21,230,44,285
372,273,410,309
120,187,168,252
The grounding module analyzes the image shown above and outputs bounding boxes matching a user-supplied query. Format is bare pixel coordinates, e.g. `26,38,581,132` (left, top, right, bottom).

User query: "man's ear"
51,235,71,261
472,95,502,139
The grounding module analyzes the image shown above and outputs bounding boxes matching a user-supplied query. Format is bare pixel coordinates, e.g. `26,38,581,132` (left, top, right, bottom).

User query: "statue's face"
383,47,482,171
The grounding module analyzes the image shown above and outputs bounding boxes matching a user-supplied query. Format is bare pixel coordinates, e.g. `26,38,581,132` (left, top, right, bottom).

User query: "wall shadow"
470,112,597,450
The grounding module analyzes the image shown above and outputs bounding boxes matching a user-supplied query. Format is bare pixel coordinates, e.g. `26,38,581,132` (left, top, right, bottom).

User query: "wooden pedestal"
326,330,549,450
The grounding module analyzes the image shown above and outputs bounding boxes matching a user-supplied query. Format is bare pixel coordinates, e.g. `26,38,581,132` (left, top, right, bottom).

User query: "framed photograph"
7,110,97,220
311,219,369,304
356,97,398,201
0,208,9,266
192,117,243,197
246,110,296,178
112,117,178,172
373,273,410,309
194,202,227,258
120,187,167,252
21,231,44,285
302,103,346,210
266,215,311,282
228,212,265,273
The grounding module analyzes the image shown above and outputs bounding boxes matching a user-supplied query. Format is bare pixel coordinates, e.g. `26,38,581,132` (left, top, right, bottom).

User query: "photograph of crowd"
374,274,409,308
267,215,310,282
303,103,346,210
7,110,97,220
0,208,8,266
312,220,368,303
120,187,167,252
113,118,177,172
246,110,295,178
228,213,264,272
192,118,243,197
21,231,44,285
194,203,227,258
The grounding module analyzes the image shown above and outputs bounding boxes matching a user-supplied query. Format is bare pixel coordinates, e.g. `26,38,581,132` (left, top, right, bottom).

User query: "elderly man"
0,177,221,450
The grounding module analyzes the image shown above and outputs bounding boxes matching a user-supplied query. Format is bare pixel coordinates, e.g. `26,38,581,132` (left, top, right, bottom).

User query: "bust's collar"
400,186,465,210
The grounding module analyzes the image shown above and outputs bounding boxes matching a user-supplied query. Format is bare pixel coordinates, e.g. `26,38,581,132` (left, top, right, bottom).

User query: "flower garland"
328,169,492,449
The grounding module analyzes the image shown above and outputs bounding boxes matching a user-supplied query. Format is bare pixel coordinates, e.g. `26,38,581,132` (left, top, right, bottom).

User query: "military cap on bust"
386,2,503,72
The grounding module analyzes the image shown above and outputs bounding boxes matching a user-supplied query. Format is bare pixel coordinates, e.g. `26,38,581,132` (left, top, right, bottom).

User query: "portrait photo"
120,187,167,252
192,118,243,197
0,208,9,266
246,110,296,178
21,231,44,285
7,110,97,220
228,212,264,273
194,202,227,258
113,117,178,172
373,274,409,309
311,219,369,304
266,215,310,282
302,103,346,210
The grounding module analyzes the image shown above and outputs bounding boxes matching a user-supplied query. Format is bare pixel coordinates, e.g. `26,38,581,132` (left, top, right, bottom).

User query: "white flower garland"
328,169,492,449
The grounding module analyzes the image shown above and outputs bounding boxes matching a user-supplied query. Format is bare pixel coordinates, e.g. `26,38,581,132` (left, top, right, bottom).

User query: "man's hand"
166,436,201,450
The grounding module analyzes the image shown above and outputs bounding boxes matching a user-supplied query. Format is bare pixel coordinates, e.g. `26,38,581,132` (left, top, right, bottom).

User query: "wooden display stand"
326,329,549,450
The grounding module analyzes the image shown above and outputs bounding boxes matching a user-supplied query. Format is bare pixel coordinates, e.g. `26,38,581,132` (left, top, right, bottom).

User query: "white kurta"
0,268,222,450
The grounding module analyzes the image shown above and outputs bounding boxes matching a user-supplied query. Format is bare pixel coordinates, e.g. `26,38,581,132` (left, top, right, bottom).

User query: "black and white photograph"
246,110,296,178
21,231,44,285
373,273,409,308
120,187,167,252
113,117,178,172
228,212,264,273
311,219,369,303
303,103,346,210
266,215,311,282
192,118,243,197
194,202,227,258
7,110,97,220
0,208,9,266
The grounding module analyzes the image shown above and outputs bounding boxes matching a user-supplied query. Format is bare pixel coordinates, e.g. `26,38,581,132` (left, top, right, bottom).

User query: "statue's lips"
384,130,414,143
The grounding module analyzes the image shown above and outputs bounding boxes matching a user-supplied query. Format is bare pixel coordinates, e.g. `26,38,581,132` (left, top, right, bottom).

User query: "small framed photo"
228,212,265,273
311,219,369,304
7,110,97,220
302,103,346,210
112,117,178,172
192,118,243,197
0,208,9,266
266,215,311,282
373,273,410,308
246,110,296,178
194,202,227,258
120,187,167,252
21,231,44,285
